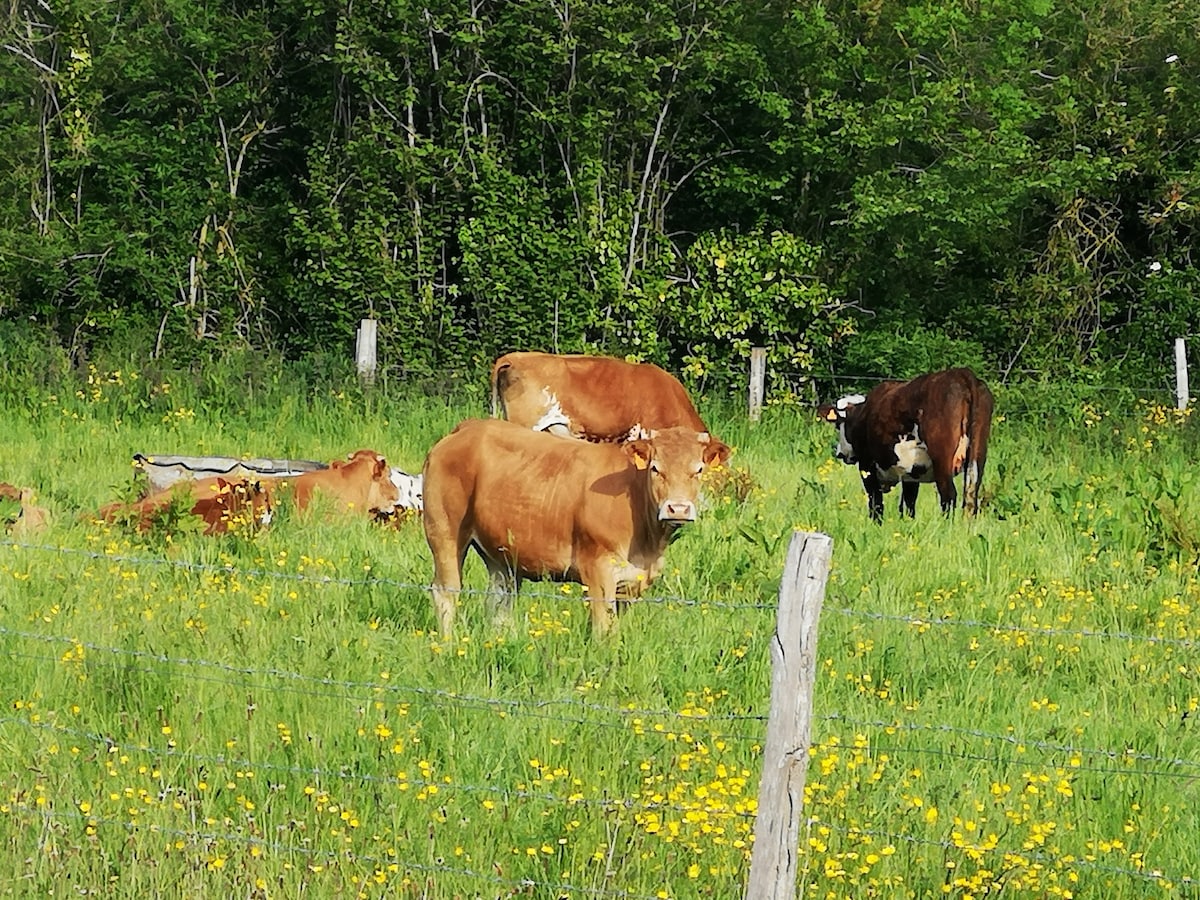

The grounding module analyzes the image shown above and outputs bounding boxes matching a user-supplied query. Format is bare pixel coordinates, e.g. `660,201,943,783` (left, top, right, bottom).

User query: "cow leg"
963,457,986,516
899,481,919,518
426,530,469,638
581,566,618,637
860,471,885,524
934,462,959,515
485,562,520,628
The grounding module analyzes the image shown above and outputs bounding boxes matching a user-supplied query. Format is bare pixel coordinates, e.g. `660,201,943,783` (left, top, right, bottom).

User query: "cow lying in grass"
288,449,401,517
99,476,274,536
100,449,402,535
2,483,51,537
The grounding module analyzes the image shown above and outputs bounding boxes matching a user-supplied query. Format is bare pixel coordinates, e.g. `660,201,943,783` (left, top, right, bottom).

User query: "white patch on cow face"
831,394,865,463
834,421,855,463
532,389,572,434
390,469,424,511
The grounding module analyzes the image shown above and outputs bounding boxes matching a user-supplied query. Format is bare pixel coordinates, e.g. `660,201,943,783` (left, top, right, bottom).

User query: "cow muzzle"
658,500,698,523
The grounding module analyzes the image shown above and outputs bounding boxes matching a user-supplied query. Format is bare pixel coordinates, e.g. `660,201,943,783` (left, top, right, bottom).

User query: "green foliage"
839,328,990,381
2,0,1200,381
457,162,594,359
674,229,848,381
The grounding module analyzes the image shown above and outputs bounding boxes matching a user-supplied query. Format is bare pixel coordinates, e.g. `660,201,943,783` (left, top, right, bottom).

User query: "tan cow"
8,487,50,537
490,352,708,442
422,419,730,637
290,449,400,516
99,476,273,535
98,450,400,534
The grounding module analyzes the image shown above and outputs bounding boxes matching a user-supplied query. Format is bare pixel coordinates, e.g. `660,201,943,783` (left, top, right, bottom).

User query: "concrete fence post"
749,347,767,422
356,319,378,388
1175,337,1189,411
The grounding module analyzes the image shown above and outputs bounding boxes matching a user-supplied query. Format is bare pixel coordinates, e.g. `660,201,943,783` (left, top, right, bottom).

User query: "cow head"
817,394,865,464
363,454,402,515
624,428,732,523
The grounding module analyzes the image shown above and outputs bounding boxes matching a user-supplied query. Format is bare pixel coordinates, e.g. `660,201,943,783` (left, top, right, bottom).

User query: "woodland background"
2,0,1199,390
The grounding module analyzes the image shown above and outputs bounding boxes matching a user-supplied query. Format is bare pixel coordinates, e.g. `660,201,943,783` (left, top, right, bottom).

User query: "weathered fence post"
749,347,767,422
745,530,832,900
1175,337,1189,411
356,318,378,388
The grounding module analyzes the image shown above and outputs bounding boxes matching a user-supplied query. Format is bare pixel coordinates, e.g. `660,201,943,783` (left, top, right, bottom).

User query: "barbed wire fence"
2,536,1197,895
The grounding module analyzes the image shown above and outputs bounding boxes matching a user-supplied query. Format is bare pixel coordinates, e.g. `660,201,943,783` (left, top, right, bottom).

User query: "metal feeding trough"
133,453,328,494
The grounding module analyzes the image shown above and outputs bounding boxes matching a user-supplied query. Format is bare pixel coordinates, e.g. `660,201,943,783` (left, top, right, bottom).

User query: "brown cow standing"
422,419,730,637
818,368,993,522
491,352,708,442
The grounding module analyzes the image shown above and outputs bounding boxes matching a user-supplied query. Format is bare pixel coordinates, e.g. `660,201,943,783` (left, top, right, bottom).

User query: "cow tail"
490,359,512,419
963,381,995,516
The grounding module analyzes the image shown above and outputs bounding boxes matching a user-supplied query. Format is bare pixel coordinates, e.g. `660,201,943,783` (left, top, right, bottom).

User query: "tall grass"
1,361,1198,898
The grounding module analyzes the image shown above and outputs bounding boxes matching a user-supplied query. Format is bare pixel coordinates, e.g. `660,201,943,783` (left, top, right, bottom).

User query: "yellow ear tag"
632,452,650,471
825,408,839,422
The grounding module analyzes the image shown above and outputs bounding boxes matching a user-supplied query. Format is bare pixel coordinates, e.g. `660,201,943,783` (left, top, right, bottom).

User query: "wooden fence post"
356,318,378,388
749,347,767,422
1175,337,1189,411
744,530,832,900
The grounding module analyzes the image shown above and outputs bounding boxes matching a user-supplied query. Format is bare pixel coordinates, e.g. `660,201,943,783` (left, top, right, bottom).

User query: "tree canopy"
2,0,1198,386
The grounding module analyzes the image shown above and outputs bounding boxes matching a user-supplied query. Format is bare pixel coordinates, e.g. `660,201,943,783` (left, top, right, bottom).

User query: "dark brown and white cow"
490,351,708,442
422,418,730,637
817,368,993,522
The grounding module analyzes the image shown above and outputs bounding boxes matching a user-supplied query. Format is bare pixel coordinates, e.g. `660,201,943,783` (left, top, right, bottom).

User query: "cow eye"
649,460,661,473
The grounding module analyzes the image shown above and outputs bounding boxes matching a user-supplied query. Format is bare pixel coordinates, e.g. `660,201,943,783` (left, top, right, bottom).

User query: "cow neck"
627,462,674,560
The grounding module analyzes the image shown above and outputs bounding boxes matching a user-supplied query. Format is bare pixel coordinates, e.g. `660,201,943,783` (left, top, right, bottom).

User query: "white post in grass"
356,318,378,388
1175,337,1189,411
745,530,832,900
749,347,767,422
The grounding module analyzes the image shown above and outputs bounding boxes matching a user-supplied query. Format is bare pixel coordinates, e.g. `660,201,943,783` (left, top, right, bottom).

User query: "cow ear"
624,440,653,470
701,437,732,467
374,457,388,477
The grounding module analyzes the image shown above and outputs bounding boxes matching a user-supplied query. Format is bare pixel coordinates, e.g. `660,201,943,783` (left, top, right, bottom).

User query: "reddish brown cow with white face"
99,476,273,535
490,352,708,442
818,368,994,522
422,419,730,636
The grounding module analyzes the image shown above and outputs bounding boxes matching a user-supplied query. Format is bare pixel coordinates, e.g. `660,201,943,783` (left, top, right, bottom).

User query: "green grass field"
1,366,1198,898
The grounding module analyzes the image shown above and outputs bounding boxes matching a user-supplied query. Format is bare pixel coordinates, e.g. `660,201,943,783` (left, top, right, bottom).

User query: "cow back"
424,419,640,577
491,352,707,441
